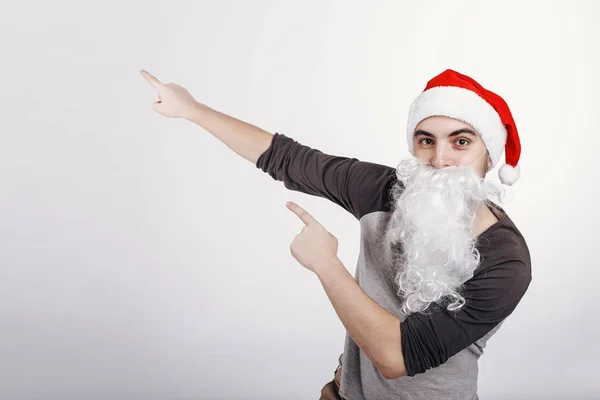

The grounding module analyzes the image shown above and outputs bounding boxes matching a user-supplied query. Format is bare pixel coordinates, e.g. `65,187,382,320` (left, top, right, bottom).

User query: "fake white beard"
384,158,504,316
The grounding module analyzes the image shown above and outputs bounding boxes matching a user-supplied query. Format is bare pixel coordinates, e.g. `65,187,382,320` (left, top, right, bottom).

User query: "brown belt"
319,366,344,400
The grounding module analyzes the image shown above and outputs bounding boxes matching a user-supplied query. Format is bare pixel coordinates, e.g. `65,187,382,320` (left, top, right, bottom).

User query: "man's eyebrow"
414,128,478,138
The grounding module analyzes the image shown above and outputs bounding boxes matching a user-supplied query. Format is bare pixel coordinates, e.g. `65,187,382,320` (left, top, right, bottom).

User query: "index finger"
286,201,319,226
140,69,163,88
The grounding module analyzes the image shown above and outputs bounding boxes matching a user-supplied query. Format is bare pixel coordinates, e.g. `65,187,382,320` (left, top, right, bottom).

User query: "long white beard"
384,158,503,316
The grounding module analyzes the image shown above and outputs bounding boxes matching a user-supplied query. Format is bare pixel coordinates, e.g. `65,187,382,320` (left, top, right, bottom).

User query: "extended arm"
186,102,274,165
141,69,273,164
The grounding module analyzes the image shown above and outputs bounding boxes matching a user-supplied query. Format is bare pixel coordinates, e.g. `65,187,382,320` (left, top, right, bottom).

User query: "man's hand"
286,201,339,274
286,201,407,378
140,69,199,119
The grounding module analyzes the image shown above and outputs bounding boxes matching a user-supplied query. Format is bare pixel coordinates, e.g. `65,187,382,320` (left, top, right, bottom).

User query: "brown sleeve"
400,227,532,376
255,133,397,220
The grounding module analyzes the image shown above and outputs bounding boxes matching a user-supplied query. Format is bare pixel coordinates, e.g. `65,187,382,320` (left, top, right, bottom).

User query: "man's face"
387,115,499,315
412,116,492,178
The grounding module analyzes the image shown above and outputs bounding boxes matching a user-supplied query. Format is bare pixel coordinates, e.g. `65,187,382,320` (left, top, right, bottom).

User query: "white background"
1,1,598,399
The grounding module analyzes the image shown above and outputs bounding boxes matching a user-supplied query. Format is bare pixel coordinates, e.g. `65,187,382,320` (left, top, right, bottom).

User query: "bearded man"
141,68,532,400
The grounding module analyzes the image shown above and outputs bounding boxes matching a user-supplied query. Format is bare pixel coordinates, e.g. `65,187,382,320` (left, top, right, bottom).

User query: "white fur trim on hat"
407,86,508,168
498,164,520,186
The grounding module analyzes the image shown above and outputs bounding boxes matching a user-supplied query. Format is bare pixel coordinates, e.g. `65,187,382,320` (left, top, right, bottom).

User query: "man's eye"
419,139,433,145
456,139,470,146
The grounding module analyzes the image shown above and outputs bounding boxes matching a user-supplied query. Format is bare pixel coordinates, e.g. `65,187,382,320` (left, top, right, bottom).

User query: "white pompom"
498,164,520,186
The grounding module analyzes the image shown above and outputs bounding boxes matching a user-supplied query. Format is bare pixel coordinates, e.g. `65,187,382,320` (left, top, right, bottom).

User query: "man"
141,68,532,400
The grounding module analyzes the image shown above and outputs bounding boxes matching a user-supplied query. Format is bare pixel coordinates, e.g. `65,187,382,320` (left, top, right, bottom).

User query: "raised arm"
255,133,396,220
140,69,273,164
141,69,396,220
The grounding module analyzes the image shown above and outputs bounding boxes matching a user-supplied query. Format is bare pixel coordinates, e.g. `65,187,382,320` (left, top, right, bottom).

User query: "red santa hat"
406,69,521,185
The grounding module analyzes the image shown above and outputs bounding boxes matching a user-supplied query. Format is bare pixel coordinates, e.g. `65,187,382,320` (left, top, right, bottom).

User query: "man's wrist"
185,101,209,123
314,256,345,278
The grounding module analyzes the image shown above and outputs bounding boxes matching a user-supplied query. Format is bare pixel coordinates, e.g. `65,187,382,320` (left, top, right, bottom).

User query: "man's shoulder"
476,204,531,270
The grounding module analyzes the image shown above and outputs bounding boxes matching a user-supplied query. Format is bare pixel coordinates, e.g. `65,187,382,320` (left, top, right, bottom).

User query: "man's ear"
486,153,493,172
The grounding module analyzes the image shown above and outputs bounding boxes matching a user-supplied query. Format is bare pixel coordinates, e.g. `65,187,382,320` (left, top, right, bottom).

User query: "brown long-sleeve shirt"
256,132,532,400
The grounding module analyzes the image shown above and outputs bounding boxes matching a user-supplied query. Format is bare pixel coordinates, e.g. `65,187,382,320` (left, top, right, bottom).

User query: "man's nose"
431,145,452,169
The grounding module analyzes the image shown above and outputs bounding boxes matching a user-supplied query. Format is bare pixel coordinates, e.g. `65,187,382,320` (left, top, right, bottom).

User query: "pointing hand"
286,201,339,273
140,69,199,119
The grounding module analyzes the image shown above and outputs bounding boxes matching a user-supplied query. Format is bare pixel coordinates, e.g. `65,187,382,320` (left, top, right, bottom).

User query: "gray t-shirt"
256,133,532,400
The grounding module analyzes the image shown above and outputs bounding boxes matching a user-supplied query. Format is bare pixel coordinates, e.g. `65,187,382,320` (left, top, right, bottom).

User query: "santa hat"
406,69,521,185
